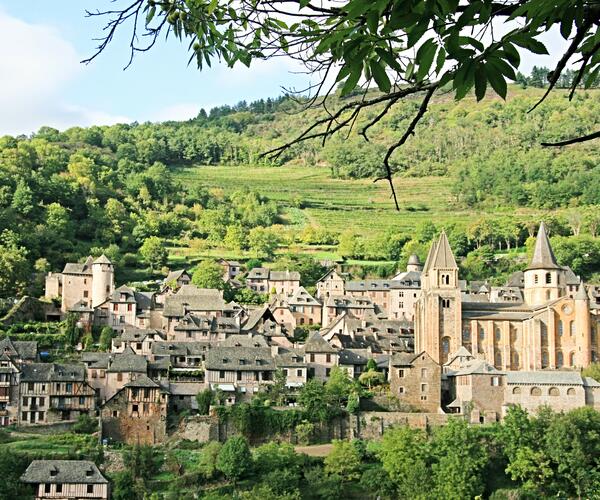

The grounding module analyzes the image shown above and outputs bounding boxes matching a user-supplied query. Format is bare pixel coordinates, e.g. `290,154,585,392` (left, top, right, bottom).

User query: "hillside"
0,85,599,301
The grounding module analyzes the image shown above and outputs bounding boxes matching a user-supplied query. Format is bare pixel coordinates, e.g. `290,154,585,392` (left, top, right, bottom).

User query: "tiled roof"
0,338,37,360
152,342,207,356
62,256,94,275
163,286,225,317
124,374,160,388
21,363,86,382
20,460,108,484
338,349,370,365
106,351,147,373
527,222,561,270
304,332,336,353
220,335,268,348
506,370,583,386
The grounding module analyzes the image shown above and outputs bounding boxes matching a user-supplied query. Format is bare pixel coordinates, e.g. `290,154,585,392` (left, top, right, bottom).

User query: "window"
119,315,125,324
79,396,85,405
548,387,559,396
545,272,552,284
558,320,563,337
132,404,139,413
66,383,72,393
112,410,118,417
534,274,539,284
87,485,94,494
567,387,576,396
91,370,97,378
56,484,62,493
45,484,51,493
297,369,302,377
557,351,564,367
117,373,123,382
219,370,225,379
398,369,405,378
113,304,118,311
542,351,549,368
420,395,427,401
326,354,331,363
83,290,88,298
310,354,315,363
569,321,575,336
28,382,34,391
569,352,576,366
398,387,405,394
530,387,541,396
441,337,450,354
420,383,428,393
421,368,428,378
495,327,501,342
512,387,521,395
137,343,143,350
127,303,133,312
491,376,501,387
22,397,28,407
237,371,242,381
325,368,331,377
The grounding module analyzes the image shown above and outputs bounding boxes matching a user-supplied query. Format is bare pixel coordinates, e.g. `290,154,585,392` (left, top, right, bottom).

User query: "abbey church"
415,223,599,371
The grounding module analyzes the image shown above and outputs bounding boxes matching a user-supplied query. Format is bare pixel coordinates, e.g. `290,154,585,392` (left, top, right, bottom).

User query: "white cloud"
0,10,130,135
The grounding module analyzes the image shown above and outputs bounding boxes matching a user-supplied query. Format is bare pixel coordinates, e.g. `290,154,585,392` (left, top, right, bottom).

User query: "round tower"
92,255,114,308
407,254,422,273
574,283,591,367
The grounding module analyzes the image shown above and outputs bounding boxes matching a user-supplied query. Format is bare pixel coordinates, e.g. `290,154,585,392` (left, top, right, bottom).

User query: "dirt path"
294,443,333,457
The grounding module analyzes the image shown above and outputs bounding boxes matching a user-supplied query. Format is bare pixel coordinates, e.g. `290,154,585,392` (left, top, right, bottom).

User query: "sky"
0,1,567,136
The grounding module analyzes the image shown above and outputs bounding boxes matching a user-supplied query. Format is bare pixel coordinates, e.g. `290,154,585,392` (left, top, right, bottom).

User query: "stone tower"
523,222,564,306
92,255,114,308
415,231,462,364
574,283,591,367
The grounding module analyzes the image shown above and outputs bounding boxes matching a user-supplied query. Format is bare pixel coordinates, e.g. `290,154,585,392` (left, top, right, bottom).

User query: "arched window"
541,324,548,345
569,352,575,366
512,387,521,395
495,352,502,367
495,326,501,342
512,352,519,368
531,387,541,396
569,321,575,336
441,337,450,354
545,272,552,284
556,351,563,367
462,325,471,341
557,320,563,337
567,388,576,396
479,325,485,341
542,351,549,368
548,387,559,396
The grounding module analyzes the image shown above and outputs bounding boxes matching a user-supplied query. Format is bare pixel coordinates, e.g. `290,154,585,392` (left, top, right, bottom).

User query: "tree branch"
541,129,600,147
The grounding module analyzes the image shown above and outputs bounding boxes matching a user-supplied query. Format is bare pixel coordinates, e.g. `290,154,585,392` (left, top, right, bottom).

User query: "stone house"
218,259,242,281
322,295,375,327
0,353,20,426
164,269,192,290
101,374,168,445
338,348,370,378
273,347,307,389
20,460,109,500
85,348,148,402
270,286,322,329
246,268,300,295
389,351,441,413
205,339,276,401
0,338,38,363
316,269,345,299
445,355,505,423
304,331,338,380
151,341,207,384
95,285,156,333
45,255,114,314
111,328,165,356
162,286,226,335
19,363,96,426
169,313,239,342
503,371,600,414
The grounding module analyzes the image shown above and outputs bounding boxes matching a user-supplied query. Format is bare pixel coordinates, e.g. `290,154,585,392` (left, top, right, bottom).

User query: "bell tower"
523,222,564,307
415,231,462,364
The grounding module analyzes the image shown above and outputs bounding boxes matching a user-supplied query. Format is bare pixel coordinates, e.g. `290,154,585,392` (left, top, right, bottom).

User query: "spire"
429,230,457,269
422,237,438,274
575,282,587,301
527,222,561,270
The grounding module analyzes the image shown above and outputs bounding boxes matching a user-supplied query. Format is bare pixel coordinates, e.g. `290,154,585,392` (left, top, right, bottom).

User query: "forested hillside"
1,85,600,300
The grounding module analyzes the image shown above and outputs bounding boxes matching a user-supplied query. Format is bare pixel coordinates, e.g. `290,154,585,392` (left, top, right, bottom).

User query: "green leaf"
435,48,446,75
487,69,507,99
415,39,438,80
474,64,487,101
341,67,362,96
367,11,379,33
512,35,548,55
145,5,156,25
208,0,218,15
335,64,353,83
369,59,391,92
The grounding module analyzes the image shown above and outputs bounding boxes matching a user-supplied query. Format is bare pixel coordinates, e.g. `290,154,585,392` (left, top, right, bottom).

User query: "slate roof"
220,335,269,348
407,254,421,266
241,305,275,332
93,254,112,265
0,338,38,360
325,295,374,309
454,359,503,376
274,348,306,367
247,267,300,281
164,269,190,284
506,370,583,386
338,349,370,366
163,286,225,317
106,350,147,373
62,256,94,275
20,460,108,484
583,377,600,388
304,332,336,353
117,328,164,343
152,342,207,357
390,352,421,366
527,222,561,270
21,363,86,382
205,346,275,371
124,374,160,388
288,286,320,306
575,283,588,300
430,231,457,269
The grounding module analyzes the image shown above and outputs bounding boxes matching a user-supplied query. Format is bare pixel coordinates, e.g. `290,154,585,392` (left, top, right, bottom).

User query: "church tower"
574,283,591,367
415,231,462,364
523,222,565,306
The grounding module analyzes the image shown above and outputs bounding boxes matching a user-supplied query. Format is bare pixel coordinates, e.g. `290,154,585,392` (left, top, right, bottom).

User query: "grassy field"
172,165,539,236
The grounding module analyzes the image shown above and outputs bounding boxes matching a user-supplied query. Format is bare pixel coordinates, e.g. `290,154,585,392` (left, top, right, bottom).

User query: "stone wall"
172,410,449,445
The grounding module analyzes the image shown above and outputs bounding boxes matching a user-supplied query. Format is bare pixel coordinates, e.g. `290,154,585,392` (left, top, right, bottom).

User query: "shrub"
216,436,253,482
72,414,97,434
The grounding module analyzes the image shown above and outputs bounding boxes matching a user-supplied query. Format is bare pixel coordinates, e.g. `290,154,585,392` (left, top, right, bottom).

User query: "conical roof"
93,254,112,265
407,254,421,265
429,230,457,269
422,237,438,274
527,222,561,270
